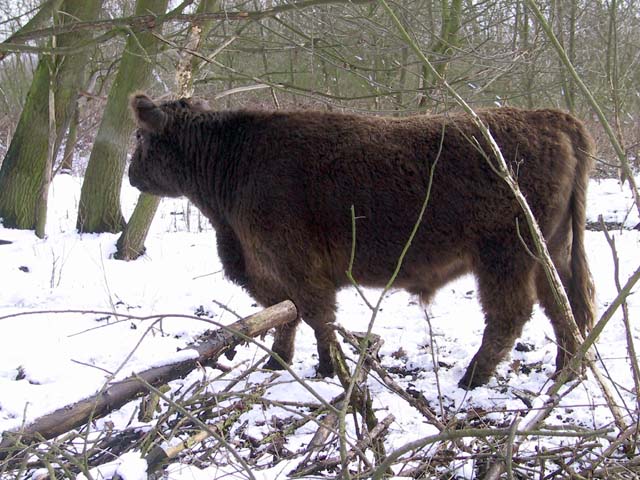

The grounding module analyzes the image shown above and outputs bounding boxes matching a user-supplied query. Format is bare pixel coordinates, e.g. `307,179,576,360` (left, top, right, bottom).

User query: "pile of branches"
1,299,639,479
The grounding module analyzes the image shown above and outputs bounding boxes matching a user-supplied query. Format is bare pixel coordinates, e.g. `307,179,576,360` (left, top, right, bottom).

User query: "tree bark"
418,0,463,108
0,300,297,458
555,0,577,112
59,99,79,173
76,0,169,234
0,0,102,235
114,192,161,259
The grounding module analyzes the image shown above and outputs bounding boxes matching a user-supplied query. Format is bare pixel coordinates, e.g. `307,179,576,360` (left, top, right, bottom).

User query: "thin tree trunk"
606,0,626,172
556,0,576,112
59,98,79,173
520,1,535,108
35,69,56,238
114,192,160,259
76,0,169,234
418,0,463,108
0,0,102,235
395,46,408,109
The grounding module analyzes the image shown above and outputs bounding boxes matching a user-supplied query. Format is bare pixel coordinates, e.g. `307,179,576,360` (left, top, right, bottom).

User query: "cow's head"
129,93,208,197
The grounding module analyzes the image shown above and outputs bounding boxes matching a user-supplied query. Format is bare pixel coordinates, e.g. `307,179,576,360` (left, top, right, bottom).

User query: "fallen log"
0,300,296,458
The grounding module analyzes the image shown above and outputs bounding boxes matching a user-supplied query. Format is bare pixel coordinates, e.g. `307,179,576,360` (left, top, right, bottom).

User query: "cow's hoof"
316,363,335,378
263,356,288,371
458,370,489,390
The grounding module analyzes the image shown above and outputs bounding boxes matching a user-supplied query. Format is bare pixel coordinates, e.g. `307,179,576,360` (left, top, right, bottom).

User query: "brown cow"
128,94,595,389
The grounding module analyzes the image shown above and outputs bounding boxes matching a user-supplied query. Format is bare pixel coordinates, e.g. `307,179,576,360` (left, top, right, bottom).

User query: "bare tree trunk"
114,191,161,259
59,98,79,173
555,0,577,112
76,0,169,234
606,0,626,174
395,46,409,109
418,0,463,108
520,1,535,109
0,0,102,235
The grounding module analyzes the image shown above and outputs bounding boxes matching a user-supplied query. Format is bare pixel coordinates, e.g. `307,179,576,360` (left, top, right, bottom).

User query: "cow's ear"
190,98,210,111
130,93,167,133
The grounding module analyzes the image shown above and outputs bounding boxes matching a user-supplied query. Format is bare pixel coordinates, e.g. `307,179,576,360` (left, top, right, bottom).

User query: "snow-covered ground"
0,174,638,479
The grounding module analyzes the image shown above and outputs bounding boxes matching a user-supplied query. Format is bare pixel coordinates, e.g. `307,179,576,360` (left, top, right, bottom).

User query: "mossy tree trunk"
115,192,162,259
76,0,169,234
115,0,220,260
0,0,102,236
418,0,463,108
59,98,79,173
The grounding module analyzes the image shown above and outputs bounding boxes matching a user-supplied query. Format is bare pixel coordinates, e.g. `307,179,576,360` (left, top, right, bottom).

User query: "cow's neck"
188,111,251,225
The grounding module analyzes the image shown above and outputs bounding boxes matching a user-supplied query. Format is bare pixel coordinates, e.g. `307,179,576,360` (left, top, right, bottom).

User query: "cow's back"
227,108,584,289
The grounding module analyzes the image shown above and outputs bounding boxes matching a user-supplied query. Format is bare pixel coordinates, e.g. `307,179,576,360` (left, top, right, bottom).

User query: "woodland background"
0,1,640,479
0,0,639,251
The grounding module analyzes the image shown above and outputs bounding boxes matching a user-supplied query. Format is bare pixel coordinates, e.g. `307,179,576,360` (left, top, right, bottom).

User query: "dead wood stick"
299,393,345,463
337,326,446,431
292,413,395,477
145,396,254,474
0,300,296,457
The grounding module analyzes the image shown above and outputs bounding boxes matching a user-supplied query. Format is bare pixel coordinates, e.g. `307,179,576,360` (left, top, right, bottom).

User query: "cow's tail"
568,116,596,336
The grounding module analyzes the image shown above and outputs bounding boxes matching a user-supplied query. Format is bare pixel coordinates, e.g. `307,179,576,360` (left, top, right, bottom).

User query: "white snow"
0,173,638,478
76,452,148,480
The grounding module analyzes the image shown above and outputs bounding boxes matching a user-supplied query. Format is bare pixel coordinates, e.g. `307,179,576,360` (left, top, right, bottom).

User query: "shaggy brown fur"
129,94,596,389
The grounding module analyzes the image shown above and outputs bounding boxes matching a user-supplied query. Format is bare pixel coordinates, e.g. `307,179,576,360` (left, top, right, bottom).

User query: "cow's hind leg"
459,251,536,389
282,263,338,377
535,233,585,377
298,300,338,377
536,273,578,378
